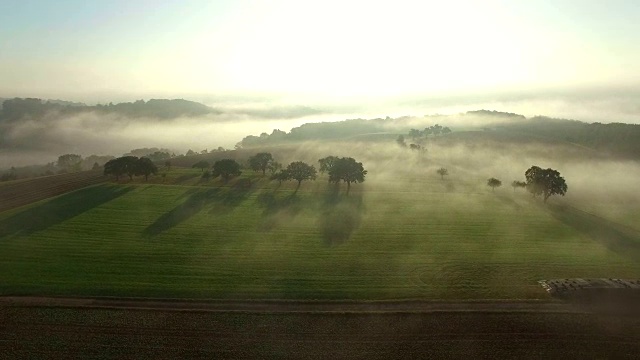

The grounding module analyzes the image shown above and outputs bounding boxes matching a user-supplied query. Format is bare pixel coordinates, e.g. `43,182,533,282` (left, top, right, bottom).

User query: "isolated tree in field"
192,160,210,173
248,152,274,175
328,157,367,195
57,154,83,172
318,156,339,174
511,180,526,192
436,167,448,180
487,178,502,192
525,166,567,203
270,169,290,184
286,161,317,191
135,157,158,181
104,158,123,181
103,156,138,181
212,159,242,182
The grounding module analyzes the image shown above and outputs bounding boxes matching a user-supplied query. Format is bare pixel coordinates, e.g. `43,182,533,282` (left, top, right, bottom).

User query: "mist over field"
2,87,640,169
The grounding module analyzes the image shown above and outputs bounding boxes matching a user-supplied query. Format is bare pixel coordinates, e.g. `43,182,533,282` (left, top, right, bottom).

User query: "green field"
1,164,639,300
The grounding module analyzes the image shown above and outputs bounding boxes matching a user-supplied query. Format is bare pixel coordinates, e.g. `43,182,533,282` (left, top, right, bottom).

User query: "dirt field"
2,297,639,359
0,170,108,213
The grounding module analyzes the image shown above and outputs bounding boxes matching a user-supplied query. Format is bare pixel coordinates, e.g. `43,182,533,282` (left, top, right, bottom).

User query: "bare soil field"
1,297,639,359
0,170,108,213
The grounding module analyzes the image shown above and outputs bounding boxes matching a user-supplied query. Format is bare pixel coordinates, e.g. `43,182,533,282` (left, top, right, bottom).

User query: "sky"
1,0,639,105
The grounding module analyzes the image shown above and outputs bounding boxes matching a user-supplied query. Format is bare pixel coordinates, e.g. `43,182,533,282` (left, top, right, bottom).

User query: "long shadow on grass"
0,185,134,239
496,193,523,211
256,192,302,231
318,184,364,246
174,173,200,184
144,181,255,236
546,203,640,260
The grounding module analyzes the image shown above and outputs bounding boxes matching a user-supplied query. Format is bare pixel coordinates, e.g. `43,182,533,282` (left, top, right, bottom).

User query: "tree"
328,157,367,194
248,152,274,175
286,161,317,191
104,156,138,181
268,161,282,174
212,159,241,182
135,157,158,181
164,159,172,170
436,167,448,180
511,180,526,192
487,178,502,192
57,154,83,172
525,166,567,203
318,156,339,174
192,160,210,173
270,169,290,184
145,151,171,162
408,128,422,141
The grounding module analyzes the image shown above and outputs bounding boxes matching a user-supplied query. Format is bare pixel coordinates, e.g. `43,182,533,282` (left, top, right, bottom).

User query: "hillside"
236,110,640,159
496,116,640,159
0,97,218,123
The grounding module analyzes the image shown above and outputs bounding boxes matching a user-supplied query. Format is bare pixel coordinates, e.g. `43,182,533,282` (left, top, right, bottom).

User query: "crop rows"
0,170,109,213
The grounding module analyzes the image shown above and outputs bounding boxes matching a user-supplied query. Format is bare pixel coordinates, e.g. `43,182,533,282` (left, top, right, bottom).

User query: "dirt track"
2,296,640,359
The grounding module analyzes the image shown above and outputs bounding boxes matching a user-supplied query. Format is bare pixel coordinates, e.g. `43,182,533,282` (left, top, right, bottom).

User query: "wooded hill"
0,98,218,122
238,110,640,159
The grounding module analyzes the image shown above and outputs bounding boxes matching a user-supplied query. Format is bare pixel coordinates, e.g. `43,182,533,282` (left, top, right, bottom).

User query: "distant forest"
238,110,640,159
495,116,640,159
0,98,217,122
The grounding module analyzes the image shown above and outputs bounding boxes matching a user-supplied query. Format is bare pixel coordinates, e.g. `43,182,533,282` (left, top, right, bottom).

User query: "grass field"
1,162,639,300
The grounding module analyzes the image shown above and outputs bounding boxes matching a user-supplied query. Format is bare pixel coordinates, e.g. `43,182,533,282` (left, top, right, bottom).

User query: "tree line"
105,151,566,203
396,124,453,150
103,152,368,194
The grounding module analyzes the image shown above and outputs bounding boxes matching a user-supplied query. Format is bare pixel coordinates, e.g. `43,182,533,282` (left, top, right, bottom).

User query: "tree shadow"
174,173,200,184
318,184,364,246
255,192,302,231
546,203,640,260
0,185,134,239
208,179,257,215
144,182,256,236
496,193,522,211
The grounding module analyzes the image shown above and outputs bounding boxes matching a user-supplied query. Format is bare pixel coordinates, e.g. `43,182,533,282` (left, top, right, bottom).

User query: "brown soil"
0,170,108,212
2,296,639,359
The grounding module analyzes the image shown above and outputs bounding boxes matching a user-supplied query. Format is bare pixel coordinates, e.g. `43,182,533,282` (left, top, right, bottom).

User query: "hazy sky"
1,0,639,102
